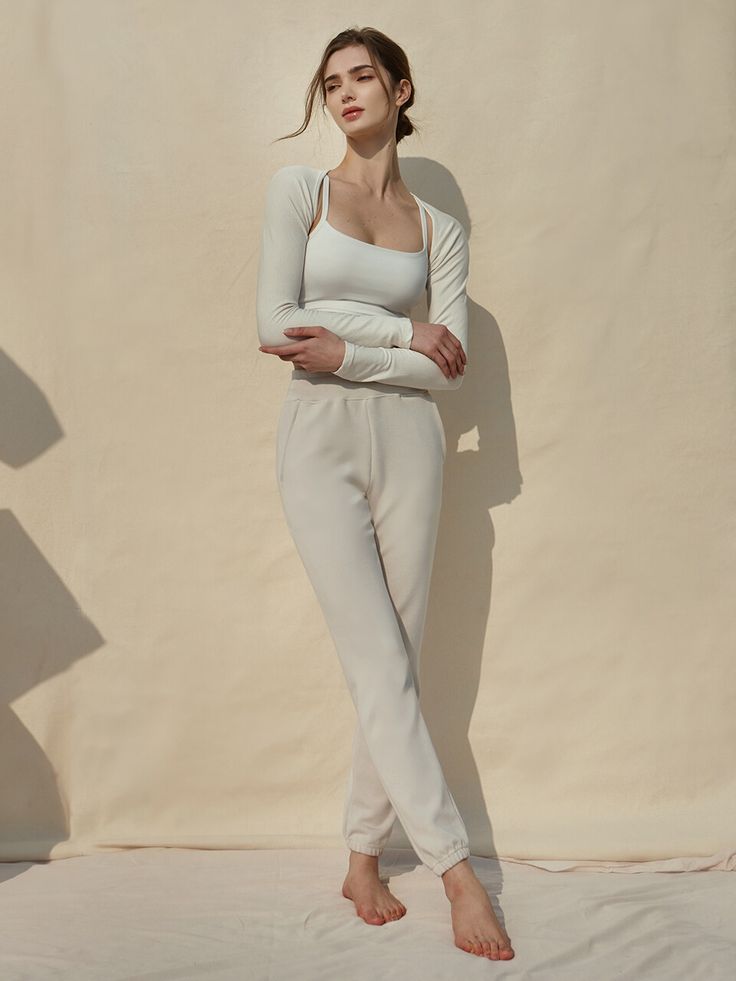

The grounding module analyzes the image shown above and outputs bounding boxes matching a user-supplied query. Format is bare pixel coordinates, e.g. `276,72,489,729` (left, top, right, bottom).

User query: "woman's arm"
256,166,414,350
332,215,469,391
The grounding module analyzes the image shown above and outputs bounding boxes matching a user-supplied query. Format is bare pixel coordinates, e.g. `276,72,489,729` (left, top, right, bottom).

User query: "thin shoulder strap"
412,194,428,251
317,171,330,226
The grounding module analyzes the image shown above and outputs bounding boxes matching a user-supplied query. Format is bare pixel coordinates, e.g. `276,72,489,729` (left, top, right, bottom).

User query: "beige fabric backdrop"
1,0,734,865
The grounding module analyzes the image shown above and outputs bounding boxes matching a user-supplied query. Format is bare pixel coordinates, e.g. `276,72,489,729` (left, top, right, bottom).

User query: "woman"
257,27,514,962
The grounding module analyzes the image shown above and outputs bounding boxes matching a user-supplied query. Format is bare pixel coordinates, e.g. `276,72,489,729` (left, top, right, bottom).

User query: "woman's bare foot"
442,858,515,960
341,851,407,925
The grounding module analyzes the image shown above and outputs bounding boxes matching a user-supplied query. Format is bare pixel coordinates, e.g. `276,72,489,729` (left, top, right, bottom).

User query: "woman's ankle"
348,849,380,865
441,857,474,896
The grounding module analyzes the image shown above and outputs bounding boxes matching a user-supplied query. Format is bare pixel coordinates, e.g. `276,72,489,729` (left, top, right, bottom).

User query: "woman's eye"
327,75,373,92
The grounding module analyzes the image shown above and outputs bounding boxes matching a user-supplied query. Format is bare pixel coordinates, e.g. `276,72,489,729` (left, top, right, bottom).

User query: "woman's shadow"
380,160,522,914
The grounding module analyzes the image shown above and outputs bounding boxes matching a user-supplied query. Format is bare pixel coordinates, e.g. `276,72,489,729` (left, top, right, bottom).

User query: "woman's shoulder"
415,196,464,238
267,163,324,191
262,165,325,225
264,165,326,219
413,195,468,266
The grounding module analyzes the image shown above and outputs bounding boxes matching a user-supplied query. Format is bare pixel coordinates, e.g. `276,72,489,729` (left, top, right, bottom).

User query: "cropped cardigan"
256,164,469,390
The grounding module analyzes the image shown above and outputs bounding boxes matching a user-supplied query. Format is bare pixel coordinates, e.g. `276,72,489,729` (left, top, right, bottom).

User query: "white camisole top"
299,170,429,317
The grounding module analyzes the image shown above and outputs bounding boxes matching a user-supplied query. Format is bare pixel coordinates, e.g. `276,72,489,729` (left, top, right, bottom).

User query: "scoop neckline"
318,169,427,257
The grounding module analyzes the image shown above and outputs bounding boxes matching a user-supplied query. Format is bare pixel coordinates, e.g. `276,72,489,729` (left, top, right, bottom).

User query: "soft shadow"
383,161,522,887
0,350,105,867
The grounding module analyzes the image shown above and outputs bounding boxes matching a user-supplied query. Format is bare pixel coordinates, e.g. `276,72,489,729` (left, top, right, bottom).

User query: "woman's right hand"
409,321,467,379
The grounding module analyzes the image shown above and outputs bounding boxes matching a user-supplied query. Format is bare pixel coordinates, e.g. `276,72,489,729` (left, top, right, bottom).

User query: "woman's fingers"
434,347,456,379
451,338,466,373
439,341,464,378
441,328,466,366
259,341,303,355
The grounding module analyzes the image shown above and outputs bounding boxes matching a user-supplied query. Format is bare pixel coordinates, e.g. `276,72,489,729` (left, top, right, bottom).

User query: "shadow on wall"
0,348,105,865
384,159,523,863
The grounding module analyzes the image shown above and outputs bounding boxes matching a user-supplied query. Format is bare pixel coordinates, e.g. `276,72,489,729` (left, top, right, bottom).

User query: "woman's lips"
343,108,363,120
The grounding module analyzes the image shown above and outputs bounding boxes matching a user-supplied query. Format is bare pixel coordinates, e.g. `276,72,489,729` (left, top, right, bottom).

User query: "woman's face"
322,45,407,138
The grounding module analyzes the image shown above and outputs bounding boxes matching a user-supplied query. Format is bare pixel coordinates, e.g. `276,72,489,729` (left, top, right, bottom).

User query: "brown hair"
274,27,418,145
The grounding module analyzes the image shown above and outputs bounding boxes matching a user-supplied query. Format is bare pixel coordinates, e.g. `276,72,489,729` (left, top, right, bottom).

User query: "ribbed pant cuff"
430,845,471,876
346,839,384,857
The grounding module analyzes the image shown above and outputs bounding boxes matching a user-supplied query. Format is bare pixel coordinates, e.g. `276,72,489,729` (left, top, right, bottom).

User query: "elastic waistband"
286,370,432,401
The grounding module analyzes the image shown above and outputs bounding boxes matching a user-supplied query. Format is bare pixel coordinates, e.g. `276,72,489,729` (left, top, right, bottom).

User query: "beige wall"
1,0,734,862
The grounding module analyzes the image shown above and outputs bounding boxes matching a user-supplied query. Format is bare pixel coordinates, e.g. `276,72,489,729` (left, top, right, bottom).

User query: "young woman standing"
257,26,514,963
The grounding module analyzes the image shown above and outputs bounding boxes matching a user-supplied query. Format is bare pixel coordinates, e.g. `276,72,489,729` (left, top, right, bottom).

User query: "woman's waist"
299,298,408,320
287,371,430,401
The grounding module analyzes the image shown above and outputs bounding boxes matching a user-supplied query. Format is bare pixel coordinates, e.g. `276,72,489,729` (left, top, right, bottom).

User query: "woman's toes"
500,938,515,958
489,940,500,959
360,907,384,924
480,940,493,958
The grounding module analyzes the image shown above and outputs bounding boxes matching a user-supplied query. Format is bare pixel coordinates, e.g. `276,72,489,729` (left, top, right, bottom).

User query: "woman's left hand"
258,326,345,373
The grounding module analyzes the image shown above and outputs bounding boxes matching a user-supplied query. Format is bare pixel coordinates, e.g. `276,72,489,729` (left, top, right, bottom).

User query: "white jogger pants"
275,369,471,877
